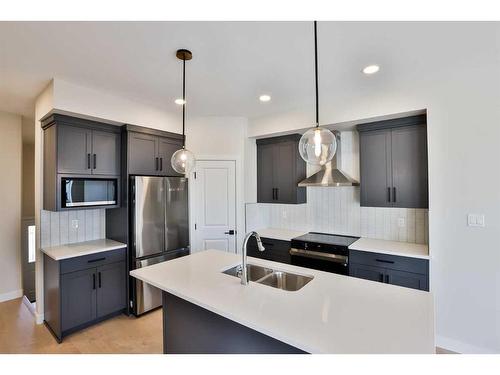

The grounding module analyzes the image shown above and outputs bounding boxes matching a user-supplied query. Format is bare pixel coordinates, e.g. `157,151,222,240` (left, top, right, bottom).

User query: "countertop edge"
129,267,319,353
41,240,127,261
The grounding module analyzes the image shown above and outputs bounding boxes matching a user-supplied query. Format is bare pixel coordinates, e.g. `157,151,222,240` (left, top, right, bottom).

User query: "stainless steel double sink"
222,264,313,291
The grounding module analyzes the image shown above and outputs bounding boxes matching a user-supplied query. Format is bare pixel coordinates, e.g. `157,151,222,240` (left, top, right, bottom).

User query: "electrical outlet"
71,219,79,229
467,214,485,227
397,217,406,228
282,211,288,219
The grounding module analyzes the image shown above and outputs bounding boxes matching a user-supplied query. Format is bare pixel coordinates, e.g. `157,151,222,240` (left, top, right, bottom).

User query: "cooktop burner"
292,232,359,247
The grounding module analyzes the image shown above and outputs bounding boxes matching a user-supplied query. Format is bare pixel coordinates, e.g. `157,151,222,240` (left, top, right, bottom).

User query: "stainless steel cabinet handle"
98,272,102,288
155,157,159,171
87,153,91,169
387,187,391,202
93,154,97,169
393,187,396,202
160,157,163,171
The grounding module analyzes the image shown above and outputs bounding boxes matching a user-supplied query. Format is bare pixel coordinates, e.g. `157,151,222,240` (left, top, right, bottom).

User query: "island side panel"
162,292,306,354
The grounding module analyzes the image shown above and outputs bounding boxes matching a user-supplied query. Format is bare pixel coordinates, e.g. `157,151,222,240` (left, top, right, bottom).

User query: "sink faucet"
241,231,265,285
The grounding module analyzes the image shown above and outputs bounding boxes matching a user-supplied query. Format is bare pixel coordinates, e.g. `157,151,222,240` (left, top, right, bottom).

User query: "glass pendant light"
298,21,337,166
171,49,196,175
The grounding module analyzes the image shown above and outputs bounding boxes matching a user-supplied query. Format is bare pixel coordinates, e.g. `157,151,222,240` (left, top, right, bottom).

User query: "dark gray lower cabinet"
349,250,429,291
44,248,127,342
247,237,291,264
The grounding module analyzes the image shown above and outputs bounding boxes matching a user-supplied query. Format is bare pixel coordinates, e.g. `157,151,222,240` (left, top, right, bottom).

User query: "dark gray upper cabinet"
57,125,92,175
157,137,183,177
41,114,122,211
91,130,121,175
127,127,183,176
358,115,428,208
128,132,158,175
257,134,306,204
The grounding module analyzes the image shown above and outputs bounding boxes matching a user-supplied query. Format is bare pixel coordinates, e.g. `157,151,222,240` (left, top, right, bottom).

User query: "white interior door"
193,160,236,253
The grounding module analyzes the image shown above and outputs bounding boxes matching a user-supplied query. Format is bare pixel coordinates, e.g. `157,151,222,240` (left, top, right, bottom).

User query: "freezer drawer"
133,249,189,315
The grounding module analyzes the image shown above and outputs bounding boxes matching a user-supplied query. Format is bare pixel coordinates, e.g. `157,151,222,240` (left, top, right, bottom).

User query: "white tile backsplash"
245,187,428,244
40,209,106,248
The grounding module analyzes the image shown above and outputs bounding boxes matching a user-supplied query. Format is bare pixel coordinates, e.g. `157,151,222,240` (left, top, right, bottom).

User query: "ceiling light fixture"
171,49,196,175
174,98,186,105
362,64,380,75
259,94,271,102
298,21,337,166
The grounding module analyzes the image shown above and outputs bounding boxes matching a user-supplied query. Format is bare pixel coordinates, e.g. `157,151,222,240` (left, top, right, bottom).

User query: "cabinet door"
91,130,120,175
385,268,428,291
61,268,96,331
359,129,392,207
257,144,275,203
96,261,126,318
273,142,295,203
390,125,429,208
157,137,183,176
349,263,385,283
128,132,158,175
57,125,92,174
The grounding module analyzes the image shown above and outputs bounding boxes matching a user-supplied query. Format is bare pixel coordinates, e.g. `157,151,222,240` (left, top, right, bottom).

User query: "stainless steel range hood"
298,131,359,187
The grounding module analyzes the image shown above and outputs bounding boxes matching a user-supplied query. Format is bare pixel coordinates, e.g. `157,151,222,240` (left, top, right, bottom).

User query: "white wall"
0,111,22,302
248,29,500,353
186,116,248,253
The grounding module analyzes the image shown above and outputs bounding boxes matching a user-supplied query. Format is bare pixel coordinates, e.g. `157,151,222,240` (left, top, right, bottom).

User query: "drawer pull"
88,257,106,264
375,259,395,264
93,273,96,290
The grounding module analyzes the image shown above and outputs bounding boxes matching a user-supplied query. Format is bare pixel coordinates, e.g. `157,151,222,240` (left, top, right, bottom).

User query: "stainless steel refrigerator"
130,176,189,315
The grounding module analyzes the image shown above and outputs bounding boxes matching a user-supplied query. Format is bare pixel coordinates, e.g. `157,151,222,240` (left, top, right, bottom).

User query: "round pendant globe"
298,127,337,166
171,148,196,175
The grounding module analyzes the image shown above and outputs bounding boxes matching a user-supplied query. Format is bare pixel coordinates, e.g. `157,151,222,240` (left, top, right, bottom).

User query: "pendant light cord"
182,58,186,148
314,20,319,128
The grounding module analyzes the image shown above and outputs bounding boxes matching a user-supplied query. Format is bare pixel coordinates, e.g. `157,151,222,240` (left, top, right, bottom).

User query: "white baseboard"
35,311,44,325
0,289,23,303
436,335,497,354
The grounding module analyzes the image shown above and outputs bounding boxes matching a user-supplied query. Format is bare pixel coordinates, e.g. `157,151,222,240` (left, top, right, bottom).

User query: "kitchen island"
130,249,434,354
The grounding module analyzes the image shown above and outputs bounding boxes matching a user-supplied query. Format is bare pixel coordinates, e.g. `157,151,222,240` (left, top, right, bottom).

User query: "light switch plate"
467,214,485,227
71,219,79,229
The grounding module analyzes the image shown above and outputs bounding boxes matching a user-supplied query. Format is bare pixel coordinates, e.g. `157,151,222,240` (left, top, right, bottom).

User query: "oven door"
290,248,349,275
62,177,117,208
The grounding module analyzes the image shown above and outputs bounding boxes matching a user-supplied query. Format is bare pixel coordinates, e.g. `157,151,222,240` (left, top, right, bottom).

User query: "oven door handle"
289,248,348,265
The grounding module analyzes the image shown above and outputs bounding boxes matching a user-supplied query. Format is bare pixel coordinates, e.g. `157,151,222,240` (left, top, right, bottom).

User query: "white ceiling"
0,21,498,119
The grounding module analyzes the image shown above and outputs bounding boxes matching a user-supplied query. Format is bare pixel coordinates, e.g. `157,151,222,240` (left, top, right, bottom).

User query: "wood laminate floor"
0,298,162,354
0,297,455,354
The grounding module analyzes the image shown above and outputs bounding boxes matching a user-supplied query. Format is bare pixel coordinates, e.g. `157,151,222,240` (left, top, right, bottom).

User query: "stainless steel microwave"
61,177,118,208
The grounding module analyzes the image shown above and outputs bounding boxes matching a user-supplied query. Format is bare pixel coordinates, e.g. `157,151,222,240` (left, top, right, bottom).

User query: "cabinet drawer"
60,247,126,274
349,250,428,275
247,237,291,264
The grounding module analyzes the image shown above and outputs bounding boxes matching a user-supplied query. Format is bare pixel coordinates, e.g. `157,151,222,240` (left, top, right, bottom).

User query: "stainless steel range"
290,232,359,274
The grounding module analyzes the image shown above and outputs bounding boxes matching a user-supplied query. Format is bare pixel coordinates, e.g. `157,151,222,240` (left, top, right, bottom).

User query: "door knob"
224,230,235,235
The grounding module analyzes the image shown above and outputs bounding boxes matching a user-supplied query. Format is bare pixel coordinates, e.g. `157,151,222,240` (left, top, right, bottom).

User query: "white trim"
0,289,23,303
35,311,44,324
22,295,36,315
189,154,244,255
436,335,497,354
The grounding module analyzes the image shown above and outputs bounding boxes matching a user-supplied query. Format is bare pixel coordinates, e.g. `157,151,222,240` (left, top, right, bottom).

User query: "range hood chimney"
298,131,359,187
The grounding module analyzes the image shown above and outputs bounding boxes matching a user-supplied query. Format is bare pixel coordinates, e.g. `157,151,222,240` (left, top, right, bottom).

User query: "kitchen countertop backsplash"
246,187,428,245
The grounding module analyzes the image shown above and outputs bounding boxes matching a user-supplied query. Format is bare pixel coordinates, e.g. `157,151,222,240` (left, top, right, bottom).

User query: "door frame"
188,155,244,254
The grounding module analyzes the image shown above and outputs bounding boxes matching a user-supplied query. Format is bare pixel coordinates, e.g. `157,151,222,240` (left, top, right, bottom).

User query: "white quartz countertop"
41,239,127,261
130,249,434,354
254,228,307,242
349,238,429,259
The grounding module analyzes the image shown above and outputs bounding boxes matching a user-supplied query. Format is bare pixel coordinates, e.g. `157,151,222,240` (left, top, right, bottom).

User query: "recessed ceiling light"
174,98,186,105
259,94,271,102
362,65,380,75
